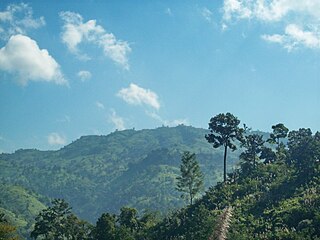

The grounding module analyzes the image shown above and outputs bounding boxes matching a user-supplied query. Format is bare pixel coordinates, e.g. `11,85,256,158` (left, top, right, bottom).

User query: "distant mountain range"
0,125,246,226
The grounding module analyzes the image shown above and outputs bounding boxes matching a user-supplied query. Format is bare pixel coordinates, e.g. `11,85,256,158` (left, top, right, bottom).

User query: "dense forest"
1,113,319,239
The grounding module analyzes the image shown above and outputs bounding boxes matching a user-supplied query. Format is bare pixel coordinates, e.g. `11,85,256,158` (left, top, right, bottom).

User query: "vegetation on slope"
0,184,47,238
0,125,240,223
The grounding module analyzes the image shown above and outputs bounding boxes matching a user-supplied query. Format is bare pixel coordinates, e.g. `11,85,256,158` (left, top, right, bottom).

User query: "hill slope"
0,125,242,222
0,184,47,238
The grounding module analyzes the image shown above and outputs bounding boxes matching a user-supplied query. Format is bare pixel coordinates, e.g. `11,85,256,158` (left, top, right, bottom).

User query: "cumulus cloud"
60,11,131,69
77,70,91,81
222,0,320,50
48,133,66,146
0,3,45,39
0,34,67,86
117,83,160,110
96,101,105,109
109,109,125,130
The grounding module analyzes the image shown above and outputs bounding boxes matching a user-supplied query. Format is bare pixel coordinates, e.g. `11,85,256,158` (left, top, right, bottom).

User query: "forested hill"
0,125,242,223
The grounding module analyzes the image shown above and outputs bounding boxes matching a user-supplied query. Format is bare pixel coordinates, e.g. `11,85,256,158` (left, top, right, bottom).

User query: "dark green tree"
31,199,91,240
288,128,320,177
118,207,139,232
240,134,265,174
65,214,93,240
176,151,204,205
31,199,72,239
94,213,116,240
260,147,276,164
205,113,244,182
267,123,289,148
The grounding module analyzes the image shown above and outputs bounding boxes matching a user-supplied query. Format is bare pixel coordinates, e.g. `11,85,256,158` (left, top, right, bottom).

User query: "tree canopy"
206,112,244,182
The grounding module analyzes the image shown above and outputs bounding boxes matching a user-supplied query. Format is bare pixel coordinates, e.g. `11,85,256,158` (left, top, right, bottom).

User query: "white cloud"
96,101,105,109
60,11,131,69
109,109,125,130
201,7,213,22
0,3,45,39
146,111,189,127
0,34,67,86
117,83,160,110
222,0,320,50
77,70,91,81
262,24,320,50
48,133,66,146
223,0,320,22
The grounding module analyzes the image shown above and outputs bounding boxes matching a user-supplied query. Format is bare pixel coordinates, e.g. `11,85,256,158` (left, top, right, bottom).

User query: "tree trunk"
224,144,228,182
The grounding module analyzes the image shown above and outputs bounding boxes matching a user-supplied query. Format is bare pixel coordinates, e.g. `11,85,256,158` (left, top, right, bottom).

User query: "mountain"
0,125,243,223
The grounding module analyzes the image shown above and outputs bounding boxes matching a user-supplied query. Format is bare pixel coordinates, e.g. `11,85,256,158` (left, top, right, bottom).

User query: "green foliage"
0,126,235,222
176,151,204,205
31,199,92,240
94,213,116,240
0,184,47,239
149,125,320,240
206,112,244,182
268,123,289,147
288,128,320,178
3,121,320,239
118,207,139,232
240,134,265,175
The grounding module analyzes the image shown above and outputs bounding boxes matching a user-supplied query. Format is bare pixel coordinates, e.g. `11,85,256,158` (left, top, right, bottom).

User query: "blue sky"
0,0,319,152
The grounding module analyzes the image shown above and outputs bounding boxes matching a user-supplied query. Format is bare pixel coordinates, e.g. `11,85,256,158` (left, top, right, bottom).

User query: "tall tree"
176,151,204,205
205,113,244,182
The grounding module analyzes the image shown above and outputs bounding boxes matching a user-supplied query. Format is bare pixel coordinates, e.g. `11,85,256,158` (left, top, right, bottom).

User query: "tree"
267,123,289,149
94,213,116,240
118,207,139,232
176,151,204,205
288,128,320,178
31,199,72,239
240,134,265,174
205,113,244,182
31,199,92,240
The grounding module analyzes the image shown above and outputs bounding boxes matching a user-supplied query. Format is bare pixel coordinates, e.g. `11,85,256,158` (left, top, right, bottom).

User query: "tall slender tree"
205,113,244,182
176,151,204,205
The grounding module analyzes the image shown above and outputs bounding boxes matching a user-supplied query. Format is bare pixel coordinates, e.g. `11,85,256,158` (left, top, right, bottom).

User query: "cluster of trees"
29,199,161,240
1,112,319,239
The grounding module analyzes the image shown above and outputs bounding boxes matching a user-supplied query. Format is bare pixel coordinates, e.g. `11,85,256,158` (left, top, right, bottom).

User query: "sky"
0,0,319,152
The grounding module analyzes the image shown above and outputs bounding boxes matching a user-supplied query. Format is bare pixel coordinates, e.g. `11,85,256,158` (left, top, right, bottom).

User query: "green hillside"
0,184,47,238
0,125,241,222
18,124,320,240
